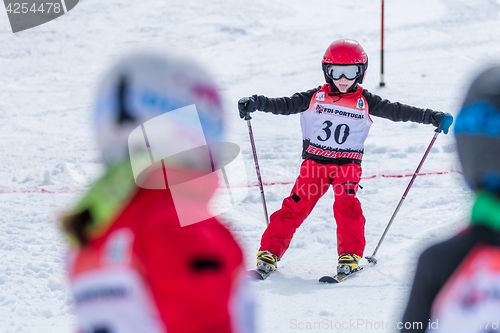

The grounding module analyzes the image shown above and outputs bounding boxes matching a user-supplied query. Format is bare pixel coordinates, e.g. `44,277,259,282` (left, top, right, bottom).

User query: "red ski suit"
259,84,431,258
261,159,364,257
65,166,253,333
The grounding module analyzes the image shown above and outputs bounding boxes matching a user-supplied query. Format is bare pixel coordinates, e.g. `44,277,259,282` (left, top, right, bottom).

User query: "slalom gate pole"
380,0,385,87
246,115,270,225
366,131,440,264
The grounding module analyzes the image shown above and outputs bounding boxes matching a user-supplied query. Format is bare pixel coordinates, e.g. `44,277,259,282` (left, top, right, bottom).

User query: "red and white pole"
380,0,386,87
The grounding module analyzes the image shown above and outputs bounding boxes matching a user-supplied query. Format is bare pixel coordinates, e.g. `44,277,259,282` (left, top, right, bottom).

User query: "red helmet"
322,39,368,85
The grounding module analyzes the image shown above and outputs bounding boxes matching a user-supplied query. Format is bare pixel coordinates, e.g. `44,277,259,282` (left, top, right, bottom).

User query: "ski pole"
379,0,385,87
245,114,270,225
366,130,440,264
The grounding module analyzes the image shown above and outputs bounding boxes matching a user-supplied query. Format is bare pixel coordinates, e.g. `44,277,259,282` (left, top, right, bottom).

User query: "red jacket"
66,166,252,333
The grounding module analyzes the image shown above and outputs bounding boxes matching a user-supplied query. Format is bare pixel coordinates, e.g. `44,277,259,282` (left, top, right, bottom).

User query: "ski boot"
248,250,280,280
257,250,279,273
337,253,361,276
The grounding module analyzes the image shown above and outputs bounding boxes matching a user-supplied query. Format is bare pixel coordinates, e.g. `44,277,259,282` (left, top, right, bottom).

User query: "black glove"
423,109,454,134
238,94,266,119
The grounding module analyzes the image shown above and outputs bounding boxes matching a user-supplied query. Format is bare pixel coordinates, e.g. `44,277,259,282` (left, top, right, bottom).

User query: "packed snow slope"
1,0,500,332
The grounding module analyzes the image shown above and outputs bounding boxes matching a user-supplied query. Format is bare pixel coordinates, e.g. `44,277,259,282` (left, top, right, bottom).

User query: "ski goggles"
325,64,360,80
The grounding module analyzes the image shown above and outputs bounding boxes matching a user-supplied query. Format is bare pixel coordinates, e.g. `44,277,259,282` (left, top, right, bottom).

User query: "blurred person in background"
62,50,254,333
401,65,500,332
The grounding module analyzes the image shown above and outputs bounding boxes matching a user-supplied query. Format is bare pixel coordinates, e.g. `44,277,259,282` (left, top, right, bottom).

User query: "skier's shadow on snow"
248,268,388,296
247,275,347,296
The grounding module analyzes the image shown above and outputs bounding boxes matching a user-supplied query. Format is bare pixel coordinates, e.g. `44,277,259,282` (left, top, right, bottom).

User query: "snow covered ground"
1,0,500,332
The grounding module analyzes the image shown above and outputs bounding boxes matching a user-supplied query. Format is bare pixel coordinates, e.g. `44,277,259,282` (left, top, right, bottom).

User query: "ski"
319,263,372,284
247,269,273,280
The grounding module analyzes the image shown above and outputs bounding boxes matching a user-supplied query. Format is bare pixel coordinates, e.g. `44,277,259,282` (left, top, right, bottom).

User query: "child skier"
238,39,453,277
63,51,254,333
401,65,500,332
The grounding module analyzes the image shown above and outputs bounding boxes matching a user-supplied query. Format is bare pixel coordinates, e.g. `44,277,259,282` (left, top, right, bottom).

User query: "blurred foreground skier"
238,39,453,278
401,66,500,332
62,51,254,333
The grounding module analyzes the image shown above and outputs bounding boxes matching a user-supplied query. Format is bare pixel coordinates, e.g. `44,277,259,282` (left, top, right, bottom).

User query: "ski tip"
247,269,266,280
319,276,339,284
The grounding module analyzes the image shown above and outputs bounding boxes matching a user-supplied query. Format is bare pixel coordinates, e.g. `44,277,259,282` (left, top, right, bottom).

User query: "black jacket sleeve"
401,225,499,332
363,90,430,123
261,87,321,115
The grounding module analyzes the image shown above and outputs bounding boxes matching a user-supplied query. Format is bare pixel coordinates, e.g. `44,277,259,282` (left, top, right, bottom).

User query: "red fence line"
0,170,463,194
243,169,463,188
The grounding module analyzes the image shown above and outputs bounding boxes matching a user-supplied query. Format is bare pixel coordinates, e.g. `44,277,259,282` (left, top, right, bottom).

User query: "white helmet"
93,50,225,170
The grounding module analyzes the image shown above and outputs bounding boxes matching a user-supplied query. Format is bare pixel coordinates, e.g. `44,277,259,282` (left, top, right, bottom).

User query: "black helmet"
455,65,500,193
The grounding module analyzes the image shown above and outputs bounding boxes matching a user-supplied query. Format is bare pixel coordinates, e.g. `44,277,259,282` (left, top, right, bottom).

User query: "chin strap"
347,83,359,93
